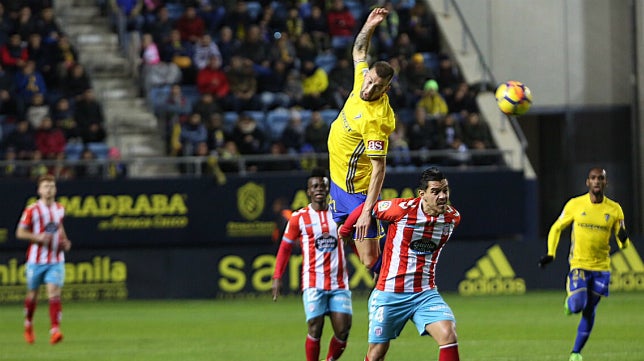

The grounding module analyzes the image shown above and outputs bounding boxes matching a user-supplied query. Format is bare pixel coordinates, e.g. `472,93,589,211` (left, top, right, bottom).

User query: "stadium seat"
315,53,337,74
246,1,263,22
265,109,290,141
147,85,172,115
223,111,239,133
422,52,440,74
64,143,84,161
181,85,200,106
87,142,110,159
319,109,340,126
166,3,185,21
344,0,364,21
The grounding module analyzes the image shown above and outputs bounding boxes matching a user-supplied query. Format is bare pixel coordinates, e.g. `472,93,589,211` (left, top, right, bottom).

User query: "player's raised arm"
352,7,389,63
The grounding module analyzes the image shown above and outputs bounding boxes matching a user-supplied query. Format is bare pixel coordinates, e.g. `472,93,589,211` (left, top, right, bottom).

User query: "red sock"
49,297,62,330
24,298,36,324
439,343,459,361
326,336,347,361
305,334,320,361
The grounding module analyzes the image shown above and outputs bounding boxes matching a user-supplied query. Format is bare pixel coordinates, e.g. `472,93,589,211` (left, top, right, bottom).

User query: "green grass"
1,291,643,361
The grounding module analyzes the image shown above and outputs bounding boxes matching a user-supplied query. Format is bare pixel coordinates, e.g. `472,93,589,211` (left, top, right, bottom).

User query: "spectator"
109,0,144,55
53,35,79,83
300,59,330,110
375,1,400,57
197,0,226,35
25,92,49,129
436,54,462,92
446,81,478,116
34,116,66,159
230,112,267,156
234,24,270,67
14,6,37,42
222,1,254,41
74,147,103,179
303,5,329,52
179,112,208,156
27,33,56,89
294,32,317,63
327,57,352,109
0,4,11,47
62,63,92,101
462,112,497,165
1,33,28,73
206,112,227,154
304,110,329,153
175,6,206,43
51,97,79,141
215,26,239,68
408,106,438,153
35,7,62,45
4,119,36,160
161,29,196,84
158,84,192,146
326,0,356,54
386,56,408,109
193,34,222,71
268,31,297,70
0,88,19,121
416,79,448,119
1,147,29,178
74,88,106,138
400,1,439,53
388,117,412,167
14,60,48,109
391,32,416,61
224,55,261,111
284,6,303,38
192,92,222,128
436,113,469,166
218,140,240,173
139,32,181,92
81,122,107,144
196,55,229,99
280,111,305,153
106,146,127,178
143,5,173,46
401,52,432,105
258,59,291,110
263,141,293,171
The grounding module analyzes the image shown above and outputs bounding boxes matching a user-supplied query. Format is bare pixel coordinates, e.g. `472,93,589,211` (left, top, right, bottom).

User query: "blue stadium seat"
422,52,440,74
147,85,172,115
166,3,185,22
181,85,200,106
87,142,110,159
223,111,239,133
265,109,290,141
64,143,84,160
319,109,340,126
246,1,263,22
315,53,337,74
344,0,364,21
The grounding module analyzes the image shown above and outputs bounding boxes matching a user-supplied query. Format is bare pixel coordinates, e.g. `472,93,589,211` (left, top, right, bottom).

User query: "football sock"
49,296,62,330
24,297,36,323
326,336,347,361
439,342,460,361
305,334,320,361
572,309,595,353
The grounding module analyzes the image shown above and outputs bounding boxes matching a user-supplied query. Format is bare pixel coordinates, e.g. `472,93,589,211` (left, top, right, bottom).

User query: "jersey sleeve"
18,207,33,229
373,198,414,223
273,212,301,278
352,61,368,93
613,204,630,249
546,199,575,257
362,117,389,157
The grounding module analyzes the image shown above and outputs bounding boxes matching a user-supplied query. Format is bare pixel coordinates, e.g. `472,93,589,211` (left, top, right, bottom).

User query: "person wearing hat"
417,79,448,118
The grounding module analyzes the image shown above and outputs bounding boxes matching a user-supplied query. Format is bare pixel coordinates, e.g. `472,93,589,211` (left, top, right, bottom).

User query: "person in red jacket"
1,33,29,72
35,117,66,159
196,55,229,99
175,6,205,43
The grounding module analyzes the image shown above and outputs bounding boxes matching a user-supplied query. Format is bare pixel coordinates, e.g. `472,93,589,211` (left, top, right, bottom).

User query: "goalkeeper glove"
538,255,554,269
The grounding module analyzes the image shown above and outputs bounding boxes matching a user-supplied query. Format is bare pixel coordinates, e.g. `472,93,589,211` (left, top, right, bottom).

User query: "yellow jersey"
327,61,395,194
547,193,628,271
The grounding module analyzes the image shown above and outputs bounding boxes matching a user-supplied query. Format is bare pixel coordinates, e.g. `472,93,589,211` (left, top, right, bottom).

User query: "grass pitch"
0,291,643,361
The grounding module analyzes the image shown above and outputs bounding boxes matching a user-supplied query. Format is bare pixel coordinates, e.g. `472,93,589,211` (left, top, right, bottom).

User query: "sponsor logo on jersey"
458,245,525,296
610,244,644,291
377,201,392,212
366,140,384,151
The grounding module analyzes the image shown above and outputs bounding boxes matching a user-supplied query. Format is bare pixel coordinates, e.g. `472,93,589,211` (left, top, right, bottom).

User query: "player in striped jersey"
16,175,71,345
327,7,396,273
538,167,631,361
272,168,351,361
362,167,461,361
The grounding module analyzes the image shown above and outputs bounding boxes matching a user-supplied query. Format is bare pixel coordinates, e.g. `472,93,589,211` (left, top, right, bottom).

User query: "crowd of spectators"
0,0,118,179
131,0,501,175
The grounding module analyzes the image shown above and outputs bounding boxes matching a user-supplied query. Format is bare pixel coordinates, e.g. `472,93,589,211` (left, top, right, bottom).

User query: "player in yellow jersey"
327,7,396,273
538,167,631,361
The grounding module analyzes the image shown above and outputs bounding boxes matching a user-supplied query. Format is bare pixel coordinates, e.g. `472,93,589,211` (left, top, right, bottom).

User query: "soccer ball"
495,81,532,115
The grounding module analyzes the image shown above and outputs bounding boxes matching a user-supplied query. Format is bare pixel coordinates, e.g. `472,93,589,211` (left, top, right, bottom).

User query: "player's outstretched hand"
271,278,282,302
538,255,554,269
366,7,389,27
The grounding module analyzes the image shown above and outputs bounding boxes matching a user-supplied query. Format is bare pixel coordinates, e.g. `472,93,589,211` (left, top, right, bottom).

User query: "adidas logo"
458,245,526,296
610,244,644,291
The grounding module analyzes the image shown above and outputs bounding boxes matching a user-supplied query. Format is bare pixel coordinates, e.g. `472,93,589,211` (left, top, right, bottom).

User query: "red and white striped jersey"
282,205,348,291
374,197,461,293
19,200,66,264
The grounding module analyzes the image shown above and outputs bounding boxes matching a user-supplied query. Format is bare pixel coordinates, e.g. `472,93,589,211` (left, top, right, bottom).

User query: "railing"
0,148,515,180
436,0,530,166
